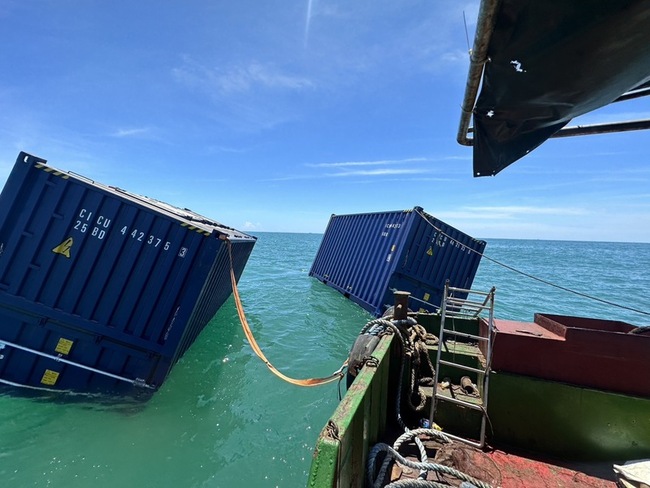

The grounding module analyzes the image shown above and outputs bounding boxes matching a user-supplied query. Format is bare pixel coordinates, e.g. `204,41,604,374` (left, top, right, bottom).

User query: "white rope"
368,441,493,488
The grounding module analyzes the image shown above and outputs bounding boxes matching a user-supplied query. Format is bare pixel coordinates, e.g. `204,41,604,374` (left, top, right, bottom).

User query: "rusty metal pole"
457,0,501,147
393,291,410,320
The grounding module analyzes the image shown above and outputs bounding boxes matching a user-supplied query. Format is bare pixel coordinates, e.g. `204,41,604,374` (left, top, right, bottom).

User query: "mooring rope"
363,317,431,481
413,208,650,318
225,238,346,387
371,480,467,488
368,438,493,488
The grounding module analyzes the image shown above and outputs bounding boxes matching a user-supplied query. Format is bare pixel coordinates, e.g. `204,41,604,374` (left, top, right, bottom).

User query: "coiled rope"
226,239,347,387
368,433,492,488
413,208,650,318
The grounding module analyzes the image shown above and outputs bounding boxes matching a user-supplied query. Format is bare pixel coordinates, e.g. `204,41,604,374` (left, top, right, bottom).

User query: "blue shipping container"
309,207,485,317
0,152,256,397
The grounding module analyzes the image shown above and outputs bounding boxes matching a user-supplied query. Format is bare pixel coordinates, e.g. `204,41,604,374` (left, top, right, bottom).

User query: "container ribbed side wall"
311,207,485,317
0,163,211,345
309,209,415,315
0,152,257,396
173,238,256,364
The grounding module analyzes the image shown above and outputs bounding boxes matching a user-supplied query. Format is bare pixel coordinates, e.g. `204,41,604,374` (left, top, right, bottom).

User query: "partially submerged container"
0,152,256,398
309,207,485,317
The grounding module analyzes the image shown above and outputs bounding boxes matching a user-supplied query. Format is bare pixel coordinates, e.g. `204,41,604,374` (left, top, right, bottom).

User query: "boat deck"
387,436,617,487
390,332,621,487
493,318,564,340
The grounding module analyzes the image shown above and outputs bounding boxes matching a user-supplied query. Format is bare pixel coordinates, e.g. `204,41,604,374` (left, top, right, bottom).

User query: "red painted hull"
485,314,650,397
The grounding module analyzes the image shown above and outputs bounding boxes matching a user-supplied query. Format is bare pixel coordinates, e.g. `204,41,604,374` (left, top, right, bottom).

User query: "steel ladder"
428,282,496,448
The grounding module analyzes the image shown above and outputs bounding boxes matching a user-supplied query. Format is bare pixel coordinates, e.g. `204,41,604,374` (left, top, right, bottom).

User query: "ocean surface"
1,233,649,487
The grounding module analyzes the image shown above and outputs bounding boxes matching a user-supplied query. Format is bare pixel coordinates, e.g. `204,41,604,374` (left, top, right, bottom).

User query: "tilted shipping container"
309,207,485,317
0,152,256,397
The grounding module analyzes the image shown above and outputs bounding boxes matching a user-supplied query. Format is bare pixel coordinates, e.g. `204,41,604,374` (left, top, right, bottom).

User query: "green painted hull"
488,372,650,461
308,334,396,487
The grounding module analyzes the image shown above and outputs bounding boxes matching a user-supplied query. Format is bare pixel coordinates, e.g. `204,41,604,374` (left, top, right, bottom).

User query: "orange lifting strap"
226,239,347,387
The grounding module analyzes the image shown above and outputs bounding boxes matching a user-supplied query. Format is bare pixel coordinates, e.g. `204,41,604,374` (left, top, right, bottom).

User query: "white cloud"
308,157,427,168
174,58,313,97
172,58,315,132
328,168,430,177
215,62,313,94
463,205,588,217
243,221,262,230
111,127,153,138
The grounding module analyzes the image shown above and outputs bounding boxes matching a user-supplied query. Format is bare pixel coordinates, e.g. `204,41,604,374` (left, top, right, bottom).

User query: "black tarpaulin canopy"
459,0,650,177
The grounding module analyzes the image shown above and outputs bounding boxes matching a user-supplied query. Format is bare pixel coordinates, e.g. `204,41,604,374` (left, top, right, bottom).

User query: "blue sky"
1,1,649,243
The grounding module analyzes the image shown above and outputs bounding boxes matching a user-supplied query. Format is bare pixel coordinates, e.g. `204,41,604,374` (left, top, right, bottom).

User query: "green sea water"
1,233,648,487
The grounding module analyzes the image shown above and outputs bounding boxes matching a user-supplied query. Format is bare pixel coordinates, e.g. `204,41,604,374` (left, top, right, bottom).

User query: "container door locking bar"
0,339,154,390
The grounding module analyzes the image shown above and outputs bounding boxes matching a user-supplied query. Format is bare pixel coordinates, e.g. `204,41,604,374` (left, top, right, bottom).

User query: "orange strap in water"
226,239,347,387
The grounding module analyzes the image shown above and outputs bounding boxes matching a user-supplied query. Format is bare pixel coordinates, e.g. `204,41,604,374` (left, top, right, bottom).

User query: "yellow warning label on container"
55,338,73,355
52,237,74,258
426,247,433,256
41,369,60,386
423,293,430,302
391,244,396,252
